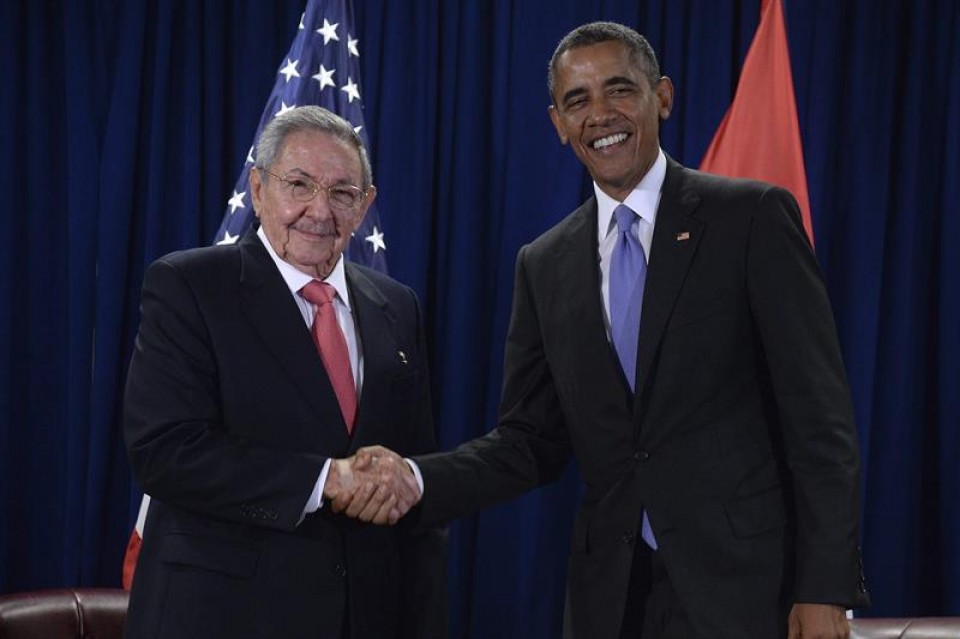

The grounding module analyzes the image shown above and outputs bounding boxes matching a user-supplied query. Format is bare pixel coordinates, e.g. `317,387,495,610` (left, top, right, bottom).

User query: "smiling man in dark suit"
123,106,444,639
340,21,869,639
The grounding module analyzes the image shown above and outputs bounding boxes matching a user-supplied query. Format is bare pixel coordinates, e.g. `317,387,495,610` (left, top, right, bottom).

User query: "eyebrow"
560,87,588,105
281,167,315,179
282,167,356,186
605,76,638,88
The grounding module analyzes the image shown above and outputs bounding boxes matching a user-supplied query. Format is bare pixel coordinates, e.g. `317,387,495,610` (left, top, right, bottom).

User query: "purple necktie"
608,204,657,550
609,204,646,391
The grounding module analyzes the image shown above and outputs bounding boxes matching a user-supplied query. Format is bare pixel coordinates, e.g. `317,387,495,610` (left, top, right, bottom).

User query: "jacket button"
620,532,636,545
333,564,347,578
634,450,650,462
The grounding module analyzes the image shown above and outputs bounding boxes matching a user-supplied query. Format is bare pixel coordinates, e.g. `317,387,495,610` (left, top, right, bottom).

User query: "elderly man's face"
250,129,374,279
549,40,673,201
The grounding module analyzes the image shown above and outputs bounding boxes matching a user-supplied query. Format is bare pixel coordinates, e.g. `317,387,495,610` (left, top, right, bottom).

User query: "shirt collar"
256,225,351,309
595,147,667,241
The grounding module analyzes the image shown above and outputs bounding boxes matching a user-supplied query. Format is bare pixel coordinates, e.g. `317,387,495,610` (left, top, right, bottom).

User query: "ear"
655,77,674,120
351,185,376,232
548,105,569,145
249,168,264,218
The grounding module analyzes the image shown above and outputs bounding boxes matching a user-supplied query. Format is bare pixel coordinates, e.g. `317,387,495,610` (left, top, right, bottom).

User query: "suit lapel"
556,199,635,402
342,263,399,449
237,231,350,448
637,159,704,403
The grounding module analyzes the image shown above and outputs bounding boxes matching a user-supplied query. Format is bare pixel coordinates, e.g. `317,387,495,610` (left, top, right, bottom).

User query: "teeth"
593,133,628,150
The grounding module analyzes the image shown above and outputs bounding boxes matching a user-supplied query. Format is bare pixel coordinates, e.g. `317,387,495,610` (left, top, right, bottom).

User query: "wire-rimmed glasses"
263,170,366,211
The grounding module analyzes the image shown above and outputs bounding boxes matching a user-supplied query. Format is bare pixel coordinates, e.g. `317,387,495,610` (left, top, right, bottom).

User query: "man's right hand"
322,446,421,525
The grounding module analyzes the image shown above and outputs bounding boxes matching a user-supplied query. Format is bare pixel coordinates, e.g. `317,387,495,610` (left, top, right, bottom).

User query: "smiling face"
549,40,673,201
249,128,375,279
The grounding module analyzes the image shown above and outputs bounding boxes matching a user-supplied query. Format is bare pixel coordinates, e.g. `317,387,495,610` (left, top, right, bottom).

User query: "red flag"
121,530,141,590
122,494,150,590
699,0,814,245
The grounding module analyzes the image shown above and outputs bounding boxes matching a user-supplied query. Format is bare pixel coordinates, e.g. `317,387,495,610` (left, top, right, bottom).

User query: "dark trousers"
620,543,697,639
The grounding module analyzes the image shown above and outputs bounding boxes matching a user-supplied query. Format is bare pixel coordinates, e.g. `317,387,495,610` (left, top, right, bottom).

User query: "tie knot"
614,205,636,234
300,280,336,306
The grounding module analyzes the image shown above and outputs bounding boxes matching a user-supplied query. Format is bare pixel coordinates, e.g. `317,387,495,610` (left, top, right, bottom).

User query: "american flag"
123,0,385,590
213,0,388,271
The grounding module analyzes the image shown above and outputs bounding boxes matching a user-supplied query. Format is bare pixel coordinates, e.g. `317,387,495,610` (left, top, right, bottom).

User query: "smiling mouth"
591,133,629,150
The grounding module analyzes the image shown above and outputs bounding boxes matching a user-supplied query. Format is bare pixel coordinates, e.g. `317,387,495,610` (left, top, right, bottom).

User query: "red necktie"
300,281,357,433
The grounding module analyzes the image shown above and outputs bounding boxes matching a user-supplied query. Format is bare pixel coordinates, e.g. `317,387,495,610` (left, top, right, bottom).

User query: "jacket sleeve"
746,186,869,608
124,257,324,531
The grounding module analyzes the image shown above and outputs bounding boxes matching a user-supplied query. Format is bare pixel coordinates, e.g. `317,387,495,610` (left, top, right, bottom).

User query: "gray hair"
254,105,373,189
548,21,661,101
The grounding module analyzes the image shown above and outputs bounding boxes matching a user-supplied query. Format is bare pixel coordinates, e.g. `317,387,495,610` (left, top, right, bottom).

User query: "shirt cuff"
299,458,332,525
404,458,424,497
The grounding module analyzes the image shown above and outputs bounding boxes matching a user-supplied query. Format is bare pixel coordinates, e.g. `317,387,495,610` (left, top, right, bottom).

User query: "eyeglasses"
263,170,367,210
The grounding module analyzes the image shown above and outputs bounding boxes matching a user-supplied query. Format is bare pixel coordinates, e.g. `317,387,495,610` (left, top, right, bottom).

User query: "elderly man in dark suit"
339,21,870,639
123,106,444,639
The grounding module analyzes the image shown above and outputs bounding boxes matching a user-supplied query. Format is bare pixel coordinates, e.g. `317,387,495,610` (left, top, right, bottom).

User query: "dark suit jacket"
415,158,868,639
124,230,445,639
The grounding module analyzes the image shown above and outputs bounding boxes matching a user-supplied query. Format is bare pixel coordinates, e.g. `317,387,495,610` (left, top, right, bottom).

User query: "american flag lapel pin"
676,231,691,242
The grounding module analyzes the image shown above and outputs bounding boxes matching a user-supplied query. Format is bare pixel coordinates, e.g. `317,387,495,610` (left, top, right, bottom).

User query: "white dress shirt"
256,227,424,518
256,227,362,517
257,226,363,389
595,148,667,339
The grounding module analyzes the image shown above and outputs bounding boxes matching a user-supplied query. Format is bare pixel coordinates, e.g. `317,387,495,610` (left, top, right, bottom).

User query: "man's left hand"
788,603,849,639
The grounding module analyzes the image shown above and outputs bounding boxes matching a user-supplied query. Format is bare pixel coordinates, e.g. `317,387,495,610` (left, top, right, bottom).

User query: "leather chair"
2,589,957,639
0,588,128,639
851,617,960,639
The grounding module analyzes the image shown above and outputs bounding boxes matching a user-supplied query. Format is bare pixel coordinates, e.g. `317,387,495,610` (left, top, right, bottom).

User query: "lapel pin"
398,350,408,365
676,231,691,241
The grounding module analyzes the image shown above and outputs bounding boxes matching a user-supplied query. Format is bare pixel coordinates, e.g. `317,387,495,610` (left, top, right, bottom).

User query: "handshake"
322,445,421,525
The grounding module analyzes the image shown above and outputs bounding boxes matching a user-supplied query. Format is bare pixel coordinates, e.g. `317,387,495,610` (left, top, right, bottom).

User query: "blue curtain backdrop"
1,0,957,635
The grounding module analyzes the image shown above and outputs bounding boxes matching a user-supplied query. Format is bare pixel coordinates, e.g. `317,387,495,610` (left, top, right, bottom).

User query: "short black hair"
548,21,661,101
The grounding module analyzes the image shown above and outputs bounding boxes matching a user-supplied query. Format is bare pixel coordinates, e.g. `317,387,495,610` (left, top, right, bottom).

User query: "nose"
303,193,333,220
586,96,618,126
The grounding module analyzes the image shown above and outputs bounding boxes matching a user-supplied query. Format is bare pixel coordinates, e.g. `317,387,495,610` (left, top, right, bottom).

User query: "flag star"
365,227,386,253
298,12,305,30
246,146,255,164
347,35,359,57
277,101,295,116
217,230,239,245
312,64,336,90
317,19,339,44
227,190,246,214
279,58,300,82
341,77,360,103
